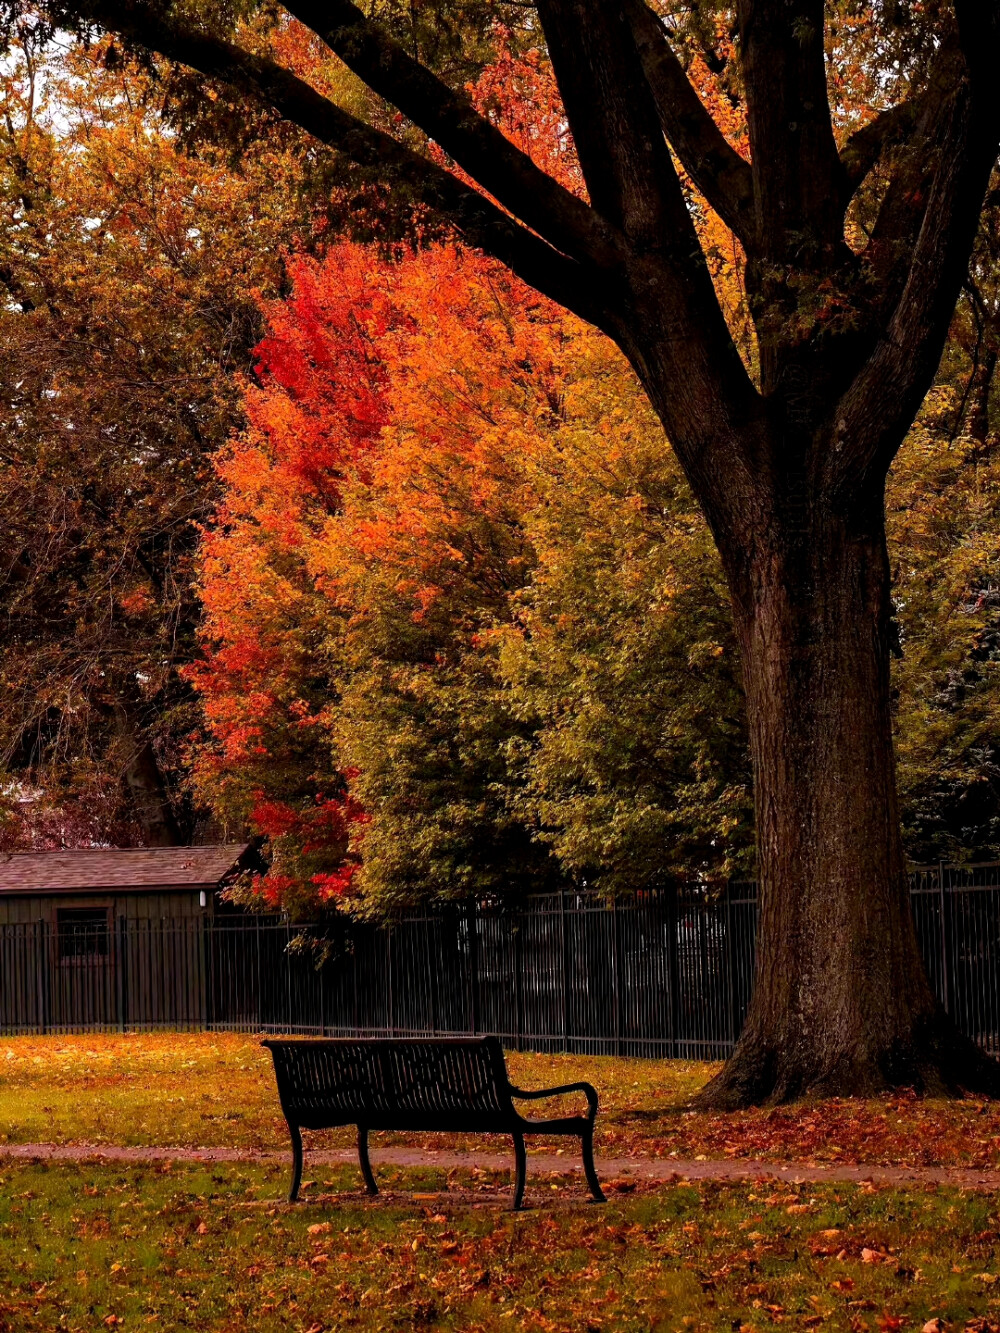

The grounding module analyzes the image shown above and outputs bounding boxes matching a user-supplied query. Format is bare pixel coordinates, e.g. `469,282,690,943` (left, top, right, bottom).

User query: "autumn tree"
0,29,315,844
195,53,751,912
22,0,1000,1101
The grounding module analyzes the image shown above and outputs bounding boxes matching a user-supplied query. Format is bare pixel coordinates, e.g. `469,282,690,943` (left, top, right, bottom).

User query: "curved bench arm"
507,1080,599,1120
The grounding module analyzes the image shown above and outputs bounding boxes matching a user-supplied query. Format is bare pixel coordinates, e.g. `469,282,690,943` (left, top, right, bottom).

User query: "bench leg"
358,1126,378,1196
512,1130,527,1211
582,1124,606,1203
288,1124,304,1203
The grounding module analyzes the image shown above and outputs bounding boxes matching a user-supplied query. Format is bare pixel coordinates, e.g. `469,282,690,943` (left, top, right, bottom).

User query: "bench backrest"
263,1036,516,1132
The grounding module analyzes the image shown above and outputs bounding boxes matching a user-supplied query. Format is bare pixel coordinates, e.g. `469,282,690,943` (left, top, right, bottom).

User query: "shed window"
56,907,110,960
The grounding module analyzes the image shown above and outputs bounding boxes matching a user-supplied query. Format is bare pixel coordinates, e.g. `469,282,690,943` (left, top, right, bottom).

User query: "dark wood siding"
0,888,211,925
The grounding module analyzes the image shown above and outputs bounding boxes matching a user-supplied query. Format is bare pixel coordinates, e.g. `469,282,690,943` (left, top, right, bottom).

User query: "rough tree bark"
39,0,1000,1101
712,496,998,1103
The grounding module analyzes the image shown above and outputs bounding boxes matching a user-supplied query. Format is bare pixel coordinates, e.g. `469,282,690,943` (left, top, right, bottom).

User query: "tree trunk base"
695,1011,1000,1109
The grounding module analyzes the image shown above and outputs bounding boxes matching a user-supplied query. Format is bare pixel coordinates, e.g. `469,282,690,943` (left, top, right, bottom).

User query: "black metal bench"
262,1035,605,1209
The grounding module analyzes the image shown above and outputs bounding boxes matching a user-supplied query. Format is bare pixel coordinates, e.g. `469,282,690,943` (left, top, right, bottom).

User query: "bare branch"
623,0,754,245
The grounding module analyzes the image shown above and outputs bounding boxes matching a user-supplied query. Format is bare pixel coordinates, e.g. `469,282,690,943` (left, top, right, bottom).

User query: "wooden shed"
0,845,251,1031
0,844,250,926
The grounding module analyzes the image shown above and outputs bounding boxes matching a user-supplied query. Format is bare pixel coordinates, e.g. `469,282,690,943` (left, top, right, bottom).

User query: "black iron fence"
3,863,1000,1058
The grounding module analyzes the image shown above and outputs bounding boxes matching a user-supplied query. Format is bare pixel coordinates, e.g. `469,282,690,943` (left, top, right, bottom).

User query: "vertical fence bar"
387,927,395,1038
666,887,680,1059
612,898,622,1058
939,861,952,1015
468,902,479,1036
560,890,570,1049
116,915,126,1033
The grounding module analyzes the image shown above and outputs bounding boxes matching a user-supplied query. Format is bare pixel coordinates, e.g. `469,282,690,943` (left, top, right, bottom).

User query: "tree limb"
282,0,623,269
862,41,969,327
955,0,1000,96
71,0,612,327
830,69,999,492
737,0,845,259
535,0,684,248
840,97,925,197
623,0,754,245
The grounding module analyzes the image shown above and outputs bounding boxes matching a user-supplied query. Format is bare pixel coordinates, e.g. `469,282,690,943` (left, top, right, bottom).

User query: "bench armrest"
508,1081,599,1119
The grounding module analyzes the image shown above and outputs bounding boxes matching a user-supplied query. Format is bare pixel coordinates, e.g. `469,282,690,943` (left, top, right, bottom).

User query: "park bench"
262,1035,606,1210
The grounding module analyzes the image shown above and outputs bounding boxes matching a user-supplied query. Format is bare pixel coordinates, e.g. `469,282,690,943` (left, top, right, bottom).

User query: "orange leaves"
191,151,582,909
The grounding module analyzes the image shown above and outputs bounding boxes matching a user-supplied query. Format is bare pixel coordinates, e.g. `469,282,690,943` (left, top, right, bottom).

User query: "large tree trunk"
700,488,1000,1107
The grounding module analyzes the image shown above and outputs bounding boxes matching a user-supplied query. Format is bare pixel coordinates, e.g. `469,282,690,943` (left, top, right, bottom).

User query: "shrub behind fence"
3,864,1000,1057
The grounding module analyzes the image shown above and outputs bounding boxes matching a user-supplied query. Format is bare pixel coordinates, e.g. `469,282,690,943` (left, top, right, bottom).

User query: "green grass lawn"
3,1035,1000,1330
1,1161,999,1331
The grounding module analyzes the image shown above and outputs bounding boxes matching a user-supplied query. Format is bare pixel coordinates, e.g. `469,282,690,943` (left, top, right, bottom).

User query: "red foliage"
189,49,581,912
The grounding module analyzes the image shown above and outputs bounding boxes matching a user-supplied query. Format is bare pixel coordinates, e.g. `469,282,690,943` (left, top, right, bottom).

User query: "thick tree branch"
282,0,622,269
830,70,999,492
863,42,970,329
955,0,1000,93
535,0,684,247
71,0,611,327
623,0,754,245
840,97,925,197
529,0,765,507
738,0,845,258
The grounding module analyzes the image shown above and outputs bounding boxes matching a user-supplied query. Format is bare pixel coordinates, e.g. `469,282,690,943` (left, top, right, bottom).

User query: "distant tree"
0,31,310,844
193,53,752,912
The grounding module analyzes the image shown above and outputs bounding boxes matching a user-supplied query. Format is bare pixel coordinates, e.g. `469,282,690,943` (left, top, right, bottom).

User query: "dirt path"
3,1141,1000,1190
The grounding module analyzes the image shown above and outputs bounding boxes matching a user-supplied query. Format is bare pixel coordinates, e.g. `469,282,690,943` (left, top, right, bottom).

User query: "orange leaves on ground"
631,1090,1000,1169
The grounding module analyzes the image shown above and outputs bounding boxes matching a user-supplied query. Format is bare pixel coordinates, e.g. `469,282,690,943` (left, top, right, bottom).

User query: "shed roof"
0,845,250,895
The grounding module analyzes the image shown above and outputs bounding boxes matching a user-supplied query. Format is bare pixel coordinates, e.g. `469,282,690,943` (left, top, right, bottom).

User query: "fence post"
560,891,570,1050
255,917,263,1032
38,921,49,1036
320,944,327,1038
939,862,952,1015
667,887,680,1059
725,884,738,1050
116,915,127,1034
387,927,395,1037
513,918,523,1051
612,898,622,1058
285,919,294,1032
468,902,479,1036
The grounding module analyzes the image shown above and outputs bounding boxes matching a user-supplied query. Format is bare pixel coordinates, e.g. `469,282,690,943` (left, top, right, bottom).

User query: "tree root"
694,1010,1000,1110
